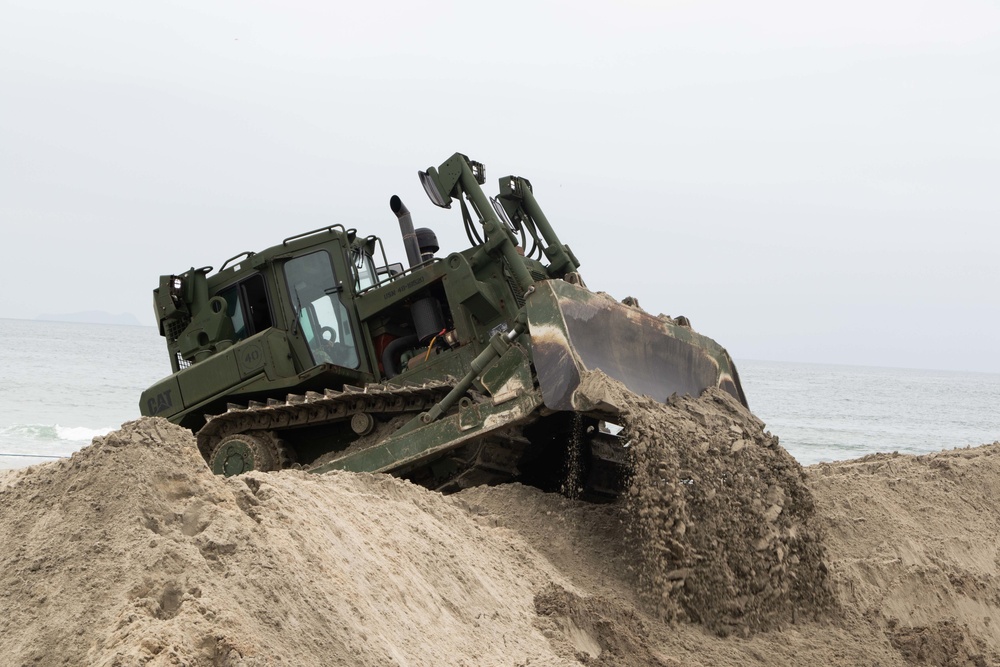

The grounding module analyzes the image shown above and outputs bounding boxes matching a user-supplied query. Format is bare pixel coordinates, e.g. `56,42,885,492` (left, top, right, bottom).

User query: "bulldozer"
140,153,747,499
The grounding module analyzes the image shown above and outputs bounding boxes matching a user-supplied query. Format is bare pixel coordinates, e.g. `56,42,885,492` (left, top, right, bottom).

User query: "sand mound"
2,398,1000,665
0,419,573,666
813,445,1000,666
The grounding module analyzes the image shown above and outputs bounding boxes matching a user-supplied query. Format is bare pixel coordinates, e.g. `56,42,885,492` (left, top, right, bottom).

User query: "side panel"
138,328,299,421
178,352,242,406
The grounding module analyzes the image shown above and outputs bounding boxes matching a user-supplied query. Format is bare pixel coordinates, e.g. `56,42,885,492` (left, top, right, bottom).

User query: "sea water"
741,360,1000,465
1,318,998,469
0,318,165,469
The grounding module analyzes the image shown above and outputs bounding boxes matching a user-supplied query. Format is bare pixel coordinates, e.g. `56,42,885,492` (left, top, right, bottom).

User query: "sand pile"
0,419,574,666
813,445,1000,666
2,397,1000,666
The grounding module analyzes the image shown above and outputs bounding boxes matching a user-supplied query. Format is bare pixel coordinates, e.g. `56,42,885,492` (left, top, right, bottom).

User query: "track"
196,381,454,462
196,380,630,499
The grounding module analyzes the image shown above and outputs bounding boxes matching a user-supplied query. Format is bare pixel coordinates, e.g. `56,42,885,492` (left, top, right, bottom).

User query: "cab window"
284,250,359,369
217,274,272,341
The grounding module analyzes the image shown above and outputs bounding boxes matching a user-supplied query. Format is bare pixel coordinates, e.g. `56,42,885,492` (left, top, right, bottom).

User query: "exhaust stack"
390,195,422,268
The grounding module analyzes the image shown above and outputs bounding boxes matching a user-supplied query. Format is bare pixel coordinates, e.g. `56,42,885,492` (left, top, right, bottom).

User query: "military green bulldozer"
140,153,746,499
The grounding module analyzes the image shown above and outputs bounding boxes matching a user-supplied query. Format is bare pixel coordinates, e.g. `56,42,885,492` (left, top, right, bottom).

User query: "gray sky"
2,0,998,373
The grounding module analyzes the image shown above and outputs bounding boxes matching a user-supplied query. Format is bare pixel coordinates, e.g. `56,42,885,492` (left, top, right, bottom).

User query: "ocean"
1,318,998,469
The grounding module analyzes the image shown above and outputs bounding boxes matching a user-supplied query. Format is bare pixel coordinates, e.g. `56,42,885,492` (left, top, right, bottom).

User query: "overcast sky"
2,0,998,373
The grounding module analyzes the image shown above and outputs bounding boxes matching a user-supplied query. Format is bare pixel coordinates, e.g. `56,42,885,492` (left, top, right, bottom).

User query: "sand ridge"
1,395,999,665
0,419,571,666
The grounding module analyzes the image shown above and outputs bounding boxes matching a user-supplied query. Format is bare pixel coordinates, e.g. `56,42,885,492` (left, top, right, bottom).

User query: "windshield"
284,250,359,369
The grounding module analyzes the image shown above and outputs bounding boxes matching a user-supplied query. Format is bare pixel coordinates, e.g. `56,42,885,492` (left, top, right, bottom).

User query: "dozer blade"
526,280,747,413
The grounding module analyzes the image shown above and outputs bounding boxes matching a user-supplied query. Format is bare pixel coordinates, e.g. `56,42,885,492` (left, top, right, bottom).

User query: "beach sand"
1,396,997,666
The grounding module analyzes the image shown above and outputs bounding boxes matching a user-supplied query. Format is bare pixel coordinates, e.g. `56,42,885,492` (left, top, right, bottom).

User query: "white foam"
55,425,115,442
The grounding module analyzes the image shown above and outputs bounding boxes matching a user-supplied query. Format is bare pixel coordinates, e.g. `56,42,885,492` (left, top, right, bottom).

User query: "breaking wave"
0,424,116,461
55,425,116,442
1,424,115,443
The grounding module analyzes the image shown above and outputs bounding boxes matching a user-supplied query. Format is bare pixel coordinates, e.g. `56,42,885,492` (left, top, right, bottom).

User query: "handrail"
283,224,349,246
357,257,442,295
219,251,255,273
364,235,391,272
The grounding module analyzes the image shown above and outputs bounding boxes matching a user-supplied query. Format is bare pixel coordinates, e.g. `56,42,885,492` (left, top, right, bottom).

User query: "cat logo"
146,389,174,415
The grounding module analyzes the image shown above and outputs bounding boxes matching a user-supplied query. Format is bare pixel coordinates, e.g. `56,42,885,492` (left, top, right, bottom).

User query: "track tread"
196,381,453,459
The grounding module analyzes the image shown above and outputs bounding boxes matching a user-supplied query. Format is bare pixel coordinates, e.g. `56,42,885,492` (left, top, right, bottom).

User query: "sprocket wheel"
207,431,293,476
